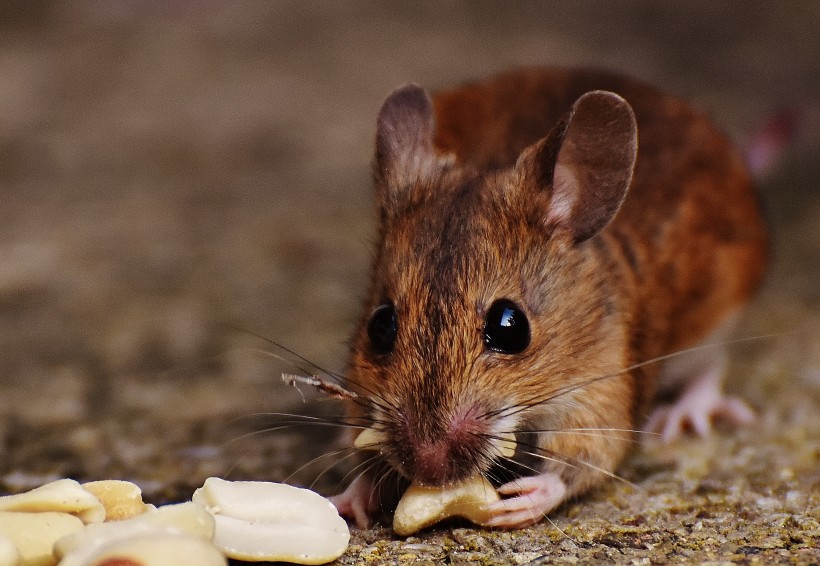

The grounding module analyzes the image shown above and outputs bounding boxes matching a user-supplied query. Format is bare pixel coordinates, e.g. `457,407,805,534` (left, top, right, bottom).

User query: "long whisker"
238,411,385,428
217,322,346,382
309,447,367,491
520,445,639,489
219,322,398,413
283,445,359,485
498,432,638,488
493,428,655,443
217,322,411,424
334,453,382,493
221,422,358,447
489,457,542,482
371,464,402,518
220,414,376,448
516,448,580,472
544,514,579,547
487,332,791,421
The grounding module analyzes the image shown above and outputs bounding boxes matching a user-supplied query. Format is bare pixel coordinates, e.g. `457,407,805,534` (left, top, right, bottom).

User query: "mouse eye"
367,303,397,354
483,299,530,354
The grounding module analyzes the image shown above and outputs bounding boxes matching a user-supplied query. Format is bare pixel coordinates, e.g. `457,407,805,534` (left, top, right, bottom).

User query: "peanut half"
0,511,84,566
0,532,19,566
192,477,349,565
0,480,104,524
393,475,501,536
54,501,215,565
80,481,147,522
59,533,226,566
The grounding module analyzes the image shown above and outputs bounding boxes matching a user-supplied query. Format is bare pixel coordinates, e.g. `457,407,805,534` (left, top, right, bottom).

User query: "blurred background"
0,1,817,501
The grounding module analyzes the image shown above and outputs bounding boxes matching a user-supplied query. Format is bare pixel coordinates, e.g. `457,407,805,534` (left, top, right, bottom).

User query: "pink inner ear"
548,163,579,226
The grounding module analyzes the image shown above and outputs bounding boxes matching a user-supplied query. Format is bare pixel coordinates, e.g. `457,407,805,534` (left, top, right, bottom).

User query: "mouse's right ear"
374,84,439,213
515,90,638,243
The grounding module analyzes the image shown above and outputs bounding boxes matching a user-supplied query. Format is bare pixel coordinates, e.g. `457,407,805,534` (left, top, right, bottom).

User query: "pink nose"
406,406,490,486
411,440,453,485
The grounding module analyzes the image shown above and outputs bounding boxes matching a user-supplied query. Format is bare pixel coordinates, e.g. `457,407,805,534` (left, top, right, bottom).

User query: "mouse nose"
404,406,491,486
412,440,458,485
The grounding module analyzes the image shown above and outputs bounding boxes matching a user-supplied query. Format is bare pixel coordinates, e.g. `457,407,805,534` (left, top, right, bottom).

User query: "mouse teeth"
393,475,500,536
496,432,517,458
353,427,386,450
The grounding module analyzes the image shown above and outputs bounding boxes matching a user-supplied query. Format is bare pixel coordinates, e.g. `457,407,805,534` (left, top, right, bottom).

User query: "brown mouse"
330,67,767,529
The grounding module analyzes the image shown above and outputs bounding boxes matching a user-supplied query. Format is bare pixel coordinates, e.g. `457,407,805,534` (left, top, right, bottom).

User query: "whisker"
517,449,580,472
544,514,579,547
504,433,635,486
221,422,359,447
485,428,654,444
494,456,542,478
478,429,638,496
217,322,346,382
220,415,374,448
218,323,411,424
309,447,367,491
336,455,378,489
239,411,384,428
219,322,401,414
284,445,359,485
371,463,401,518
483,332,792,421
521,445,639,489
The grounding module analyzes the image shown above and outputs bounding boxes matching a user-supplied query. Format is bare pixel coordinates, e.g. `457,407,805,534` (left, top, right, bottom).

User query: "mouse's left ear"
516,90,638,243
374,84,439,210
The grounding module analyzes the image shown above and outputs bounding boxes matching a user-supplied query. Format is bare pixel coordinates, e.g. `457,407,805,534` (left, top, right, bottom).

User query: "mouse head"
348,84,638,486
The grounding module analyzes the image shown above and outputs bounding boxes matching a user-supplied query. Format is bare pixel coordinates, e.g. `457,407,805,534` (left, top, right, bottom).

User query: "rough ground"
0,2,817,564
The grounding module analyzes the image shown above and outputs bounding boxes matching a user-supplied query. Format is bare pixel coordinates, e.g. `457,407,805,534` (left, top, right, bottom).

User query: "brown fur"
344,67,767,513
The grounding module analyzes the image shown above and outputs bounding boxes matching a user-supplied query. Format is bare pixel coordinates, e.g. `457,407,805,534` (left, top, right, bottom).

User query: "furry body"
333,68,767,528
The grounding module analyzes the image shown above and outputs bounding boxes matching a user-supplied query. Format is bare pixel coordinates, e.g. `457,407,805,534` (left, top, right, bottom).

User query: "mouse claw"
647,395,754,443
329,474,377,529
482,473,566,529
646,364,755,443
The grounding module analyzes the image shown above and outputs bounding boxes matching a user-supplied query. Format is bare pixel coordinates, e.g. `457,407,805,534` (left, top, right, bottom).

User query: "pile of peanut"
0,477,349,566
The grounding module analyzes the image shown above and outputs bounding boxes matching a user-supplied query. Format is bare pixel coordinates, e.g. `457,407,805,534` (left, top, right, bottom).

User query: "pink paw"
483,473,566,528
329,474,377,529
646,393,754,443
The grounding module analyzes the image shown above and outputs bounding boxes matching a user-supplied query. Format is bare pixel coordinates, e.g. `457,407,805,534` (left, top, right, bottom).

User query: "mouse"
329,67,768,529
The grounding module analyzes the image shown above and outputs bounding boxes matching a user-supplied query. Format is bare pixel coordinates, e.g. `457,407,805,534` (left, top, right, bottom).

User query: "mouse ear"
374,84,438,208
517,90,638,243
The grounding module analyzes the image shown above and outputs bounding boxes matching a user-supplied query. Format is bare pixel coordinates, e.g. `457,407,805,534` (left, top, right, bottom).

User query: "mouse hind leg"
644,316,755,443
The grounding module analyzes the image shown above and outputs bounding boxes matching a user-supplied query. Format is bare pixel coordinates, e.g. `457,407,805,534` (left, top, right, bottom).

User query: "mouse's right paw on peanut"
484,473,567,529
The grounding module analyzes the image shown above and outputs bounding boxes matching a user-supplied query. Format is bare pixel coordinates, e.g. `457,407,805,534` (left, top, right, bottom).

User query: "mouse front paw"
482,473,567,529
329,474,378,529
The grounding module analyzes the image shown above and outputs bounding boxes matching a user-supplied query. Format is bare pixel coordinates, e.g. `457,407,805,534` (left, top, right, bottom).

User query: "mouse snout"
411,439,463,485
400,404,496,486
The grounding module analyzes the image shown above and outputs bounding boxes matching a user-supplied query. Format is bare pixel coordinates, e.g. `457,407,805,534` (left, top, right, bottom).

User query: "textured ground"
0,2,818,564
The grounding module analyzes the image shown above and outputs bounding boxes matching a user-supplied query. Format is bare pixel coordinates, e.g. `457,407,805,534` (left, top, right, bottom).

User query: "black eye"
367,303,397,354
483,299,530,354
